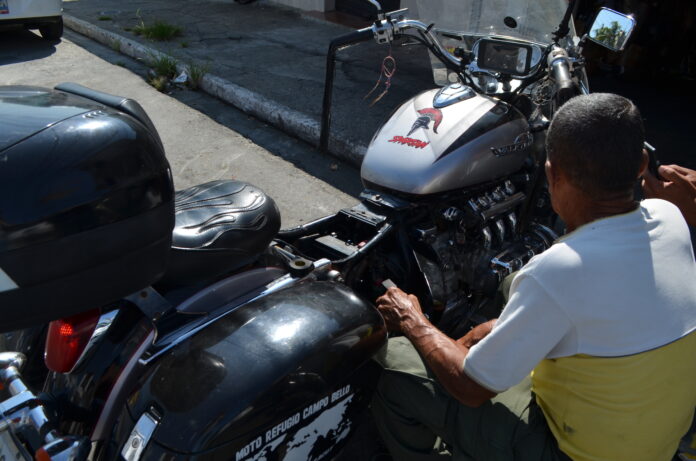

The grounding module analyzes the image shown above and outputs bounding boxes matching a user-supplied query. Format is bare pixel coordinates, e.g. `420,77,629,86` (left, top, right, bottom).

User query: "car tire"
39,17,63,40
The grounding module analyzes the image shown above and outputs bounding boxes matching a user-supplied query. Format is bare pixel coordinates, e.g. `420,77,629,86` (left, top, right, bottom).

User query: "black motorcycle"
0,2,647,460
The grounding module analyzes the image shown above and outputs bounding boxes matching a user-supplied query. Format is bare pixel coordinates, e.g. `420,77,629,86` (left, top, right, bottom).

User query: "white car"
0,0,62,40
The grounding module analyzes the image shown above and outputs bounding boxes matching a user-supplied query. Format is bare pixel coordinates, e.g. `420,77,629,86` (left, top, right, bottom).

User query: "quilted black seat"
159,180,281,286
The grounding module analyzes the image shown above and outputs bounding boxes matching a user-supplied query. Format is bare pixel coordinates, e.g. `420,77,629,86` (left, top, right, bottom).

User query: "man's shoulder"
529,199,689,273
641,198,690,233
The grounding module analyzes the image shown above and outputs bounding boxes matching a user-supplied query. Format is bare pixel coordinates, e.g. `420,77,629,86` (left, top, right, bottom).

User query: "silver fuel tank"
360,84,532,195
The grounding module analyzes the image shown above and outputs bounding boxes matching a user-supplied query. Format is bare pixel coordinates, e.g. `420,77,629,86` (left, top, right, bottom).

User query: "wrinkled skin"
375,287,496,407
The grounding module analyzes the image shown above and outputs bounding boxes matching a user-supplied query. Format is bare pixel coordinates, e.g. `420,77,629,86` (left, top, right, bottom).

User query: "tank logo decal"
389,136,429,149
491,132,533,157
408,108,443,136
236,384,355,461
0,266,18,293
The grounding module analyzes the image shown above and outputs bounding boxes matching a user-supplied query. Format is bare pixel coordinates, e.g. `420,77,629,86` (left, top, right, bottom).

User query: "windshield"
414,0,573,44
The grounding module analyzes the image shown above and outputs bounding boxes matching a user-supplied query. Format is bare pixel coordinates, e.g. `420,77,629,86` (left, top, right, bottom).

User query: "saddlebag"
111,280,386,460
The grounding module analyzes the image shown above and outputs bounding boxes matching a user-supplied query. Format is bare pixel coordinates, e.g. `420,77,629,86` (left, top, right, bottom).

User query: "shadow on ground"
0,29,58,65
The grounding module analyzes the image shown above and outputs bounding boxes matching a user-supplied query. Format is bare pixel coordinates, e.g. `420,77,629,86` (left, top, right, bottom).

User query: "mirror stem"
367,0,385,20
553,0,578,42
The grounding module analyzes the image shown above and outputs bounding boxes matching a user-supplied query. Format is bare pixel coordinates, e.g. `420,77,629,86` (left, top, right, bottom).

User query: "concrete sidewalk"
62,0,436,165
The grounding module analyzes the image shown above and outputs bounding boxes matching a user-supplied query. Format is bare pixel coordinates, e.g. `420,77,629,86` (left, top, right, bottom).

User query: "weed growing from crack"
148,75,169,92
133,10,182,41
186,62,210,90
180,41,189,48
98,15,112,21
111,39,122,52
147,52,178,79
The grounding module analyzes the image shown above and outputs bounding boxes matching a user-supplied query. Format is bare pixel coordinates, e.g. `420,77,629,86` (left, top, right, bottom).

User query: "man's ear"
637,149,649,178
545,159,558,187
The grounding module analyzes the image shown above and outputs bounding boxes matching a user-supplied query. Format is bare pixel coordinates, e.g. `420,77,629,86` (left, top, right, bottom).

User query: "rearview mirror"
587,7,636,51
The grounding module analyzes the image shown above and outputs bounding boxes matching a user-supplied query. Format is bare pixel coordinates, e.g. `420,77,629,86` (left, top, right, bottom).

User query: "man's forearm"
403,317,496,407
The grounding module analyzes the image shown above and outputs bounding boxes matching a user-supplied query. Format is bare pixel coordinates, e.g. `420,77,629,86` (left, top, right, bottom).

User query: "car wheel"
39,17,63,40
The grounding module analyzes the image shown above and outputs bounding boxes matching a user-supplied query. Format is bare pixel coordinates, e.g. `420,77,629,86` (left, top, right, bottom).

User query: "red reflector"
34,448,50,461
45,309,100,373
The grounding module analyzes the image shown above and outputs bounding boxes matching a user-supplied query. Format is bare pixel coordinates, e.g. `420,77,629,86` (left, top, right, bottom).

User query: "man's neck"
564,195,638,233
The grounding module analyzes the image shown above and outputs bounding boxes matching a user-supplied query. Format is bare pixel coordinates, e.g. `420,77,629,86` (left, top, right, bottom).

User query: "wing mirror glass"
587,7,636,51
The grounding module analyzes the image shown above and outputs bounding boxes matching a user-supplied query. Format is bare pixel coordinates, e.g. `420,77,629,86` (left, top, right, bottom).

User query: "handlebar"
383,19,463,69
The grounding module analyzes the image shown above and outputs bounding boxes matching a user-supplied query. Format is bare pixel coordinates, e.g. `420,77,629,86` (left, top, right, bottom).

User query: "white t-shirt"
463,199,696,393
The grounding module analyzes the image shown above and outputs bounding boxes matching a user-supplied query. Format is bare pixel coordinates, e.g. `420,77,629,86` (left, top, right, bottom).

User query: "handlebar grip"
551,58,576,105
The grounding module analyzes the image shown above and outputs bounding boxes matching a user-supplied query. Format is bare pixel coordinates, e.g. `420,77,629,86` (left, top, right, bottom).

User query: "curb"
63,14,367,166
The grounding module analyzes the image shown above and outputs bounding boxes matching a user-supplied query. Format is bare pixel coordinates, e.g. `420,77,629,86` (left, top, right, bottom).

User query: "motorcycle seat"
158,180,281,287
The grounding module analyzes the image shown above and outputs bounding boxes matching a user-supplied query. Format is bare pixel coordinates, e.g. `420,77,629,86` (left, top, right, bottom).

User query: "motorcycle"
0,1,646,460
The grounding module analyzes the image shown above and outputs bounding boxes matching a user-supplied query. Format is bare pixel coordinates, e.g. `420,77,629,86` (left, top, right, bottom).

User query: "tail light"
45,309,100,373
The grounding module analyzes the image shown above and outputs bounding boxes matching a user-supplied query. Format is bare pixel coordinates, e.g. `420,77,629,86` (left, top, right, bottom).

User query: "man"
372,93,696,461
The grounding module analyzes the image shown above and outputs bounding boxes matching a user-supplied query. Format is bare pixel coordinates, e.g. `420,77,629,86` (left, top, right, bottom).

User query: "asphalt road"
0,28,362,227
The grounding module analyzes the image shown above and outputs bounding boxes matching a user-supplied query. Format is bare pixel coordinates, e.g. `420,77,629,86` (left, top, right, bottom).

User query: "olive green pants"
371,337,569,461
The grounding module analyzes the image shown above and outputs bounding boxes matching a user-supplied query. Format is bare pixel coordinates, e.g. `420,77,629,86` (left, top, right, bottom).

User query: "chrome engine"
409,180,557,333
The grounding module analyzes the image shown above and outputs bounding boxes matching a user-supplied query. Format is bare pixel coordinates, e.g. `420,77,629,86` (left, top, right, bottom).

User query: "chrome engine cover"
361,84,532,195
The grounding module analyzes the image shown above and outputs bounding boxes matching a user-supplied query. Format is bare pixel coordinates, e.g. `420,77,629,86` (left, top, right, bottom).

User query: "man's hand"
456,319,497,349
375,288,496,407
642,164,696,226
375,287,428,335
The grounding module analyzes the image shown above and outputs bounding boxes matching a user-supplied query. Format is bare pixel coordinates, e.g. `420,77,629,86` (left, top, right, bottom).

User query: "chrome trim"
121,412,159,461
394,19,462,68
0,356,82,458
366,0,383,17
433,84,476,108
0,352,25,374
482,227,493,249
70,310,119,372
370,15,462,68
37,436,89,461
312,258,332,275
507,212,518,233
494,219,506,243
0,352,27,397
